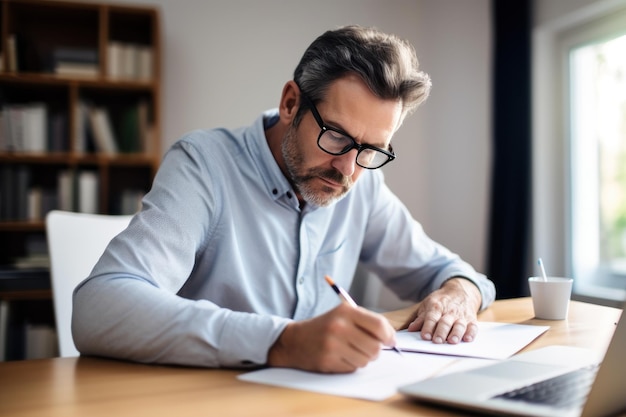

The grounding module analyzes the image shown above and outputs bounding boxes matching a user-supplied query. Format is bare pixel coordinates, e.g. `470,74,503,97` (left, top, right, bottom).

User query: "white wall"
411,0,491,271
83,0,492,306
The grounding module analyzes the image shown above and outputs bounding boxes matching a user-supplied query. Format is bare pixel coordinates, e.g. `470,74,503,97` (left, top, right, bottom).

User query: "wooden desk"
0,298,621,417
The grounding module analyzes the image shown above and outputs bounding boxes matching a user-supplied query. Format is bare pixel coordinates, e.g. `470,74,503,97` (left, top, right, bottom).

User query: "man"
73,25,495,373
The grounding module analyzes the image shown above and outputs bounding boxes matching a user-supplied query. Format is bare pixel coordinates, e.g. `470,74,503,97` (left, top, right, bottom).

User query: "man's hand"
267,303,396,373
407,277,482,344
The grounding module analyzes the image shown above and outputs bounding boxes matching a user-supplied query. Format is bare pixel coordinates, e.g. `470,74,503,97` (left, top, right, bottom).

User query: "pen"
324,275,402,355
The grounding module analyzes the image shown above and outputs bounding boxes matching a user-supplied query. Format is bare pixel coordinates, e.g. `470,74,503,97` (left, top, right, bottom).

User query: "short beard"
281,125,353,207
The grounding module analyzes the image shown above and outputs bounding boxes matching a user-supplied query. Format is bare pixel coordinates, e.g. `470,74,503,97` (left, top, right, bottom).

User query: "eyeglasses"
300,94,396,169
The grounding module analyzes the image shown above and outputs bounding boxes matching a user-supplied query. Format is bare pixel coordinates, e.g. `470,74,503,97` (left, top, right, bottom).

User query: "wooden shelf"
0,221,45,231
0,289,52,301
0,0,161,281
0,0,161,362
0,72,157,89
0,151,157,164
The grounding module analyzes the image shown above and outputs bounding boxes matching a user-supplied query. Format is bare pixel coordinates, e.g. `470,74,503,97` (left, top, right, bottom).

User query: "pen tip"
324,275,334,286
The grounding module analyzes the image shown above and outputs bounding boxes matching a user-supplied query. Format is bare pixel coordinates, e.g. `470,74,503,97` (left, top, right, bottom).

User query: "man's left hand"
406,277,482,344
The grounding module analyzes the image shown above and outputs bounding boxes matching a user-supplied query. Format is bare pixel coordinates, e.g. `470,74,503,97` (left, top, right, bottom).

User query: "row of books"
0,166,145,221
0,103,68,153
0,319,58,361
75,100,154,155
52,46,98,77
50,43,154,80
0,166,98,221
107,42,154,80
59,175,144,217
0,100,151,155
3,37,154,81
0,301,58,361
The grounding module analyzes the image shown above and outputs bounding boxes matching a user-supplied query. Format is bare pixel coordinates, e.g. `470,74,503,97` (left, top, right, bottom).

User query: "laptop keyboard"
492,364,599,409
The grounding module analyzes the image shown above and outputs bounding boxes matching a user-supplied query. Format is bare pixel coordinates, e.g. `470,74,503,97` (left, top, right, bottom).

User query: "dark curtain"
487,0,532,299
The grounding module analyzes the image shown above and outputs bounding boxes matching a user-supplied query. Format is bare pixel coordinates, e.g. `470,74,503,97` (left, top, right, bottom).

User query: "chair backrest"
46,210,133,357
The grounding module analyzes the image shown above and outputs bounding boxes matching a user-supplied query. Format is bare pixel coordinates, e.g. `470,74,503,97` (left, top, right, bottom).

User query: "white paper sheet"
238,350,459,401
238,322,549,401
395,322,549,359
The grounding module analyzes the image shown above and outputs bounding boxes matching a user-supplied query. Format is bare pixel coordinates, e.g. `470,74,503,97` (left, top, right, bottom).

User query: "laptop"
399,302,626,417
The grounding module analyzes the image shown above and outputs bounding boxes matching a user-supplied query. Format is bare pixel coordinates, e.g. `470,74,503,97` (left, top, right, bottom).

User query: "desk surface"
0,297,622,417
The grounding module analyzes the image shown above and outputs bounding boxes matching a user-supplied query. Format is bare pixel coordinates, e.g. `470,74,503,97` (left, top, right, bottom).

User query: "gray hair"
293,25,431,126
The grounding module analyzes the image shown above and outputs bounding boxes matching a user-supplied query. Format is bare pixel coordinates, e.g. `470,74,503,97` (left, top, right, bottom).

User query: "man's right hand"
267,303,397,373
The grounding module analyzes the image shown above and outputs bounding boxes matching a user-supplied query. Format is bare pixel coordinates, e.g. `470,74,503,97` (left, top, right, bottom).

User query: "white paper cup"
528,277,573,320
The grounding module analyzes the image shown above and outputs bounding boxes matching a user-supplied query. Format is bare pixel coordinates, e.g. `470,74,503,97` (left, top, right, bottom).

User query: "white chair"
46,210,133,357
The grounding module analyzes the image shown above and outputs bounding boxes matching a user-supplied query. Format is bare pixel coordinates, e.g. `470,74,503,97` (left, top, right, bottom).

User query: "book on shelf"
0,165,32,221
48,111,69,152
137,100,155,153
3,106,22,151
40,189,58,220
107,42,123,78
116,105,140,153
115,100,152,153
76,101,127,154
27,187,42,221
73,101,89,153
0,165,16,220
13,254,50,269
15,166,29,220
0,103,48,152
107,42,153,80
7,34,18,72
0,165,57,222
3,105,24,151
57,170,74,212
25,324,58,359
24,104,47,152
78,171,99,214
138,46,154,80
52,47,98,64
51,46,99,77
55,62,99,77
87,106,118,155
57,170,99,214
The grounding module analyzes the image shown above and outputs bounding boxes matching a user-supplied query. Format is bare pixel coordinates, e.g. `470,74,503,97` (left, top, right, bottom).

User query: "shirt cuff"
216,311,292,368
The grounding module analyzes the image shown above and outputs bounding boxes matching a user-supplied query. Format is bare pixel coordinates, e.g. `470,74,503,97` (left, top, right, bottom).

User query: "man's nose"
331,150,357,177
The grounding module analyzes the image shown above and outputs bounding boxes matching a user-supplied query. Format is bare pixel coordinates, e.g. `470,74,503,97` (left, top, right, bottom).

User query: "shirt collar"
244,109,296,204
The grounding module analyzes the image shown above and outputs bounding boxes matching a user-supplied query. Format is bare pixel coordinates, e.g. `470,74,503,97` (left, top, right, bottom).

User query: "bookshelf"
0,0,161,360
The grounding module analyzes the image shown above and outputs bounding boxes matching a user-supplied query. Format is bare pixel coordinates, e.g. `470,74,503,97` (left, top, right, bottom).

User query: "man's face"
282,75,402,207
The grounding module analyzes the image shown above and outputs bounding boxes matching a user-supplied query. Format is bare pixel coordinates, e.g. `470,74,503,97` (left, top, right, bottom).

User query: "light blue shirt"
73,109,496,368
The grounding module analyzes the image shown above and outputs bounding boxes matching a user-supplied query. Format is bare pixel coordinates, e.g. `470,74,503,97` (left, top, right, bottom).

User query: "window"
533,3,626,306
570,33,626,294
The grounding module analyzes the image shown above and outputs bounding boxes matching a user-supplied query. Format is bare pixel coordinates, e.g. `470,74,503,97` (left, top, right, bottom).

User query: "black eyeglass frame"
299,94,396,170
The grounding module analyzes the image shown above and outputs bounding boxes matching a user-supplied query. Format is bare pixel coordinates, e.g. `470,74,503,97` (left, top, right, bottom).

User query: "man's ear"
278,80,300,124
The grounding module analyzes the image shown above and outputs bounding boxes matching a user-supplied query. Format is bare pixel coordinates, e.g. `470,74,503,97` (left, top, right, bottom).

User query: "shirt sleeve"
72,136,291,368
358,171,496,311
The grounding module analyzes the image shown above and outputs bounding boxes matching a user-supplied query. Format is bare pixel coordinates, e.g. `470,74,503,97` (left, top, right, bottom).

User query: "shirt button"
298,277,304,285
